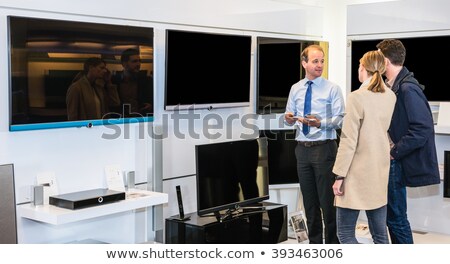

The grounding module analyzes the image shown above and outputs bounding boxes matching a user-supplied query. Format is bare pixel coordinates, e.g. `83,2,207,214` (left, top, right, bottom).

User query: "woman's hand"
333,179,344,196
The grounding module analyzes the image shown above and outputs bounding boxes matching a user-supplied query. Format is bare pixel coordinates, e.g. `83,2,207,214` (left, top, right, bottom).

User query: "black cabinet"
165,202,287,244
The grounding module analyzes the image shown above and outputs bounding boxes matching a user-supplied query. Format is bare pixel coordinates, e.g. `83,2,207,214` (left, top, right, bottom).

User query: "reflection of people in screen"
230,139,262,243
230,140,259,201
66,57,120,121
111,48,153,117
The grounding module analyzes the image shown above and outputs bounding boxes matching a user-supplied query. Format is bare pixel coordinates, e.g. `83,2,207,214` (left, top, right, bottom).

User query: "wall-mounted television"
256,37,321,114
195,138,269,216
165,30,251,110
8,16,154,131
259,129,298,185
350,36,450,102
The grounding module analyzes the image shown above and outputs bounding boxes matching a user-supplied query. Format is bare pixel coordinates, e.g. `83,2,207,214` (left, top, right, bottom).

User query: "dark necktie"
303,81,313,136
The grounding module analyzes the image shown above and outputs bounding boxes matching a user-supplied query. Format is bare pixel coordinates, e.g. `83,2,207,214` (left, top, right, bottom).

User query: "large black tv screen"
351,36,450,102
260,129,298,185
257,37,318,114
8,16,154,131
195,138,269,216
257,38,300,114
165,30,251,110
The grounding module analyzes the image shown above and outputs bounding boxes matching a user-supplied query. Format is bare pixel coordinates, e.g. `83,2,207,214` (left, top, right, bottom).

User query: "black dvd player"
49,188,125,210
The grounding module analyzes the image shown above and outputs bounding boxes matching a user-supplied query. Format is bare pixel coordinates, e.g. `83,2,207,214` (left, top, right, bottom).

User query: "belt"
297,139,333,147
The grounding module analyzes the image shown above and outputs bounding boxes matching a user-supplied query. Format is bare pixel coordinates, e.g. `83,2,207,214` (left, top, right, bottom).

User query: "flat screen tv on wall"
8,16,154,131
165,30,252,110
195,138,269,218
256,37,320,114
350,36,450,102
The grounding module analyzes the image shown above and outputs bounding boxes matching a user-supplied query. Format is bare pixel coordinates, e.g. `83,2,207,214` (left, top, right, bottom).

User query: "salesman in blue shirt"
285,44,345,244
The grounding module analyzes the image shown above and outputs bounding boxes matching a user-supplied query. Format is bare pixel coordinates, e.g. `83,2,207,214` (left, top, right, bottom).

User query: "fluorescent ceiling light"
47,53,100,58
70,42,105,49
26,41,62,48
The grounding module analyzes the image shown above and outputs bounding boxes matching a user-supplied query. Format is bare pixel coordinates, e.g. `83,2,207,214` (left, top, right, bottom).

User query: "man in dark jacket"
111,48,153,117
377,39,440,244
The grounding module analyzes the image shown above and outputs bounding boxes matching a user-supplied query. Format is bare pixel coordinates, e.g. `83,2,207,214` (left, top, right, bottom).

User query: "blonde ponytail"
360,50,387,93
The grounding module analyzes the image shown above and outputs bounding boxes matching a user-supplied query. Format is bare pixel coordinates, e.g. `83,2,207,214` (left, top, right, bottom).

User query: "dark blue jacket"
389,67,440,187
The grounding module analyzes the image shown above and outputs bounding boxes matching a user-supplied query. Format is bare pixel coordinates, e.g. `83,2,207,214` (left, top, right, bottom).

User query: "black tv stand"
241,205,266,212
214,209,234,222
212,205,267,223
165,202,287,244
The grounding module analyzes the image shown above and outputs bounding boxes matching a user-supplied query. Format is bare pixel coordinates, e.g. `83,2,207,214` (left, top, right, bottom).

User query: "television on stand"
259,129,299,185
195,138,269,221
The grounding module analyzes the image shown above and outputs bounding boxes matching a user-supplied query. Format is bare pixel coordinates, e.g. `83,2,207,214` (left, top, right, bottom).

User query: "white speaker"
0,164,17,244
126,171,135,189
32,185,44,206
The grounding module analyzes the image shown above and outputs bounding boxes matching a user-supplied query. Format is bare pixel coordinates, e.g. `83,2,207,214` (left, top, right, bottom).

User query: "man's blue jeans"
387,159,414,244
337,206,389,244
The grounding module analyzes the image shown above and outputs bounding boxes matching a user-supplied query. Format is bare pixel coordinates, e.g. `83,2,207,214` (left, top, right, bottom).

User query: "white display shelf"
18,189,168,225
269,183,299,190
435,125,450,135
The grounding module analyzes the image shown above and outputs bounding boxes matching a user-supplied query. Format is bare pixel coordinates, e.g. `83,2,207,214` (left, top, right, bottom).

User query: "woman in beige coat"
332,50,396,244
66,58,120,121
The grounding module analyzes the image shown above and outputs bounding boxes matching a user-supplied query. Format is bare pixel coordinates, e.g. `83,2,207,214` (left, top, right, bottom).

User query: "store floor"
283,222,450,244
354,222,450,244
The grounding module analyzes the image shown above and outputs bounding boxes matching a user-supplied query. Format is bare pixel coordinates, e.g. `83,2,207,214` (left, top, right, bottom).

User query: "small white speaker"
32,185,44,206
126,171,135,189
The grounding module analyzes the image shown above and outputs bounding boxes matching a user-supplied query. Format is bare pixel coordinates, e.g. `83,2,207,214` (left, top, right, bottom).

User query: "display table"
165,202,287,244
18,189,168,225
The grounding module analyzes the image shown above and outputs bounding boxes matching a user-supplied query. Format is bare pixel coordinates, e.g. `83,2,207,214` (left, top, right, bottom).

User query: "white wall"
0,7,156,243
6,0,448,242
144,2,328,222
0,0,326,243
348,0,450,36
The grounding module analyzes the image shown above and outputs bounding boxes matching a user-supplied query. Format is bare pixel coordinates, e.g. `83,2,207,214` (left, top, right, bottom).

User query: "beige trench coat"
332,78,396,210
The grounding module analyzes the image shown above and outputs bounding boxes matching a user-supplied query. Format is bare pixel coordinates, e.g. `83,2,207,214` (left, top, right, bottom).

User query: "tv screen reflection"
8,16,153,129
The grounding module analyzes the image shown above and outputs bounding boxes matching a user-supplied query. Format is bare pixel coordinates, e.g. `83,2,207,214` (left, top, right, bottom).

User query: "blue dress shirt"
285,77,345,141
